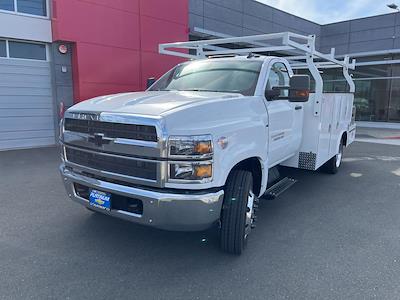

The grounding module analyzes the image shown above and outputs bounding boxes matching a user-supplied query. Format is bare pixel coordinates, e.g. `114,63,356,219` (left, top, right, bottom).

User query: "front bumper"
60,164,224,231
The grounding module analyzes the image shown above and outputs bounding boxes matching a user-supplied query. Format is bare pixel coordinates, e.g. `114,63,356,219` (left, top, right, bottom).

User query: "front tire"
220,170,257,255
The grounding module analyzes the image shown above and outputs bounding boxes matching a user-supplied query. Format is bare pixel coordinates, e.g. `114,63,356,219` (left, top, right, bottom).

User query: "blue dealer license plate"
89,189,111,211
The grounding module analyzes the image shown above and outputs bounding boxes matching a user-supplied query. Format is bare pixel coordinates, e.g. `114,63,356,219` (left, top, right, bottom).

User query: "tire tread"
220,170,253,255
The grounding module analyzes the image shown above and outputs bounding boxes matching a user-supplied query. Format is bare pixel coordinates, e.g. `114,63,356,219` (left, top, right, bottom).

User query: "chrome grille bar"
64,118,158,142
65,147,157,180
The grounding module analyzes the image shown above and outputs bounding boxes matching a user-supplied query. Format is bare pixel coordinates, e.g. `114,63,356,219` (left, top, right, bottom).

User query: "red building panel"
140,15,188,53
52,0,188,103
140,0,188,25
76,0,139,14
74,43,141,100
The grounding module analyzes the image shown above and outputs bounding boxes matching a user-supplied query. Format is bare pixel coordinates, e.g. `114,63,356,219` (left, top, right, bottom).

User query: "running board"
262,177,297,200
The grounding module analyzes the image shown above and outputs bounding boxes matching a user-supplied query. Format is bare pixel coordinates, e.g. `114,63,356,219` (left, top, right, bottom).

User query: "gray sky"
256,0,395,24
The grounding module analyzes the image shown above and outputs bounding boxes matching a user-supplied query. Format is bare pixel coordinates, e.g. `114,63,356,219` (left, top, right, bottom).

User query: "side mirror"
146,77,156,89
265,87,281,100
288,75,310,102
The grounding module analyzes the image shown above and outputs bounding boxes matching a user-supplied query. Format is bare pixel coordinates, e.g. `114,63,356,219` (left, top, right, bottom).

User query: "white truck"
59,32,356,254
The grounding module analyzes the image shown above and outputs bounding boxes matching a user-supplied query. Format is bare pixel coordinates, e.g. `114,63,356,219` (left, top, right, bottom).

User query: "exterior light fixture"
58,44,68,54
387,3,400,11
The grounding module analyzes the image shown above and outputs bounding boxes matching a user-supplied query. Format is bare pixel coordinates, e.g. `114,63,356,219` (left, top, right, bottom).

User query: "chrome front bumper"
60,164,224,231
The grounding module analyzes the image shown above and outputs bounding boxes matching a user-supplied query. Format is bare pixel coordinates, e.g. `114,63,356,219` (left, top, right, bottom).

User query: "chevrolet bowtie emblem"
89,133,111,147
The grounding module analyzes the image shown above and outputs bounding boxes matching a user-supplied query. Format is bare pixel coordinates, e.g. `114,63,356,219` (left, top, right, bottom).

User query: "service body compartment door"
281,93,355,171
329,93,355,157
329,95,341,158
319,93,355,167
317,94,335,167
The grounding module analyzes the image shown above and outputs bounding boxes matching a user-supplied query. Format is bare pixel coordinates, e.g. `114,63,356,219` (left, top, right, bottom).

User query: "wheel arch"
333,131,348,155
341,131,348,146
225,157,266,197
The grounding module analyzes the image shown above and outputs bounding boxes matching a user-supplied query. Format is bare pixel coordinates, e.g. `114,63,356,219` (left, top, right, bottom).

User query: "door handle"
295,106,302,110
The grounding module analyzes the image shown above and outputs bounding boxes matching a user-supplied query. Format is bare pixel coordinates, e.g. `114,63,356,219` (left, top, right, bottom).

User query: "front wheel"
220,170,257,255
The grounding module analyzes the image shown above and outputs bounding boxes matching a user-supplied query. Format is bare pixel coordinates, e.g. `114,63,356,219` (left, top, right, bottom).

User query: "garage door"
0,41,55,151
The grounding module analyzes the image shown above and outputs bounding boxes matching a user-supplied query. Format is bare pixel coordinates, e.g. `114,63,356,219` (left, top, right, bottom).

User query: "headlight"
169,162,213,182
168,135,213,159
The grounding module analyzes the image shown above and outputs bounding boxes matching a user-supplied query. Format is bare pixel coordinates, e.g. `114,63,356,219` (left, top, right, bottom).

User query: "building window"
0,0,14,11
0,40,6,57
321,69,349,92
354,79,391,122
1,39,47,61
17,0,46,16
389,79,400,122
352,65,391,79
8,41,46,60
0,0,47,17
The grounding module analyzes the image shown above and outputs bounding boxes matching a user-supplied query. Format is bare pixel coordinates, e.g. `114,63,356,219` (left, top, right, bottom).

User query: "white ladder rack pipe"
159,31,356,116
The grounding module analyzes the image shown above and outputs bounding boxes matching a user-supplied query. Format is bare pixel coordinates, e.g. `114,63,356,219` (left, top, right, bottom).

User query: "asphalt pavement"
1,142,400,299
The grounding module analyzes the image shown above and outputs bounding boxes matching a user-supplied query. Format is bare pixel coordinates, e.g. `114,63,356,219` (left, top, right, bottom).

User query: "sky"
256,0,395,24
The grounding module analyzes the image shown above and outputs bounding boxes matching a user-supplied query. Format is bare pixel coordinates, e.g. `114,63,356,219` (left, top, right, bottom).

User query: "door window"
266,62,290,97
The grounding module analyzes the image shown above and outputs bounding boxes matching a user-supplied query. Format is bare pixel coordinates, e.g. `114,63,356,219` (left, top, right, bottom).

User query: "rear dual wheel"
322,141,344,174
220,170,258,255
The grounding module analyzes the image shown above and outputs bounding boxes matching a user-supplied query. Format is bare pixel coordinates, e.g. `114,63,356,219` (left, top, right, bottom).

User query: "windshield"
149,60,263,96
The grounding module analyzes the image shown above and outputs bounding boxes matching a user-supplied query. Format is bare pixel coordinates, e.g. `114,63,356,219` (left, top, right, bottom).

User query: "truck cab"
59,32,356,254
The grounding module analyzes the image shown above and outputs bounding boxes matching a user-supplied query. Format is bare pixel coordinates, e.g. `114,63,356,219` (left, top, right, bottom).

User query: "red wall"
52,0,188,102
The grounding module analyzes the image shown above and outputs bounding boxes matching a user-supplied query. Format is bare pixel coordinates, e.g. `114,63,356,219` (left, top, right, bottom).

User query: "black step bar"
262,177,297,200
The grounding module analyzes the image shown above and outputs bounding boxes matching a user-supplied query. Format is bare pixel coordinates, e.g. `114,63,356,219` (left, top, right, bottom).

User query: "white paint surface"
0,11,52,43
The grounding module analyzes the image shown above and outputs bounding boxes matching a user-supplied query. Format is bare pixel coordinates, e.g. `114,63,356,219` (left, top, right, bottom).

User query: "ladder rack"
159,32,356,70
159,32,356,116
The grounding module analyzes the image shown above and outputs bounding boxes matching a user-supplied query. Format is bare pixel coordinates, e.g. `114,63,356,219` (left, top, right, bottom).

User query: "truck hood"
68,91,243,116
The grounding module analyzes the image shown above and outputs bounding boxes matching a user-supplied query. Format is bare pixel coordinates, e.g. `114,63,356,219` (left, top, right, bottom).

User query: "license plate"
89,189,111,211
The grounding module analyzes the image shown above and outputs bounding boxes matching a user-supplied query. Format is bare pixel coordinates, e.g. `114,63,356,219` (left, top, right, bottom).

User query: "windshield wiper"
156,89,243,94
152,89,178,92
179,89,237,93
179,89,210,92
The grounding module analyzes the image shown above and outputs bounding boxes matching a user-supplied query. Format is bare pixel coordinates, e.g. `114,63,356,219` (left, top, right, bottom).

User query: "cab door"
264,61,296,166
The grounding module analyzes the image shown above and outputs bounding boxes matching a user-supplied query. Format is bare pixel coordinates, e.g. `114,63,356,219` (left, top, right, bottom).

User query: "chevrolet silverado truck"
59,32,356,254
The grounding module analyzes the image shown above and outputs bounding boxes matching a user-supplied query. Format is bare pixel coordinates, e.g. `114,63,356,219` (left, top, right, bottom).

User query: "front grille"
64,118,157,142
66,148,157,180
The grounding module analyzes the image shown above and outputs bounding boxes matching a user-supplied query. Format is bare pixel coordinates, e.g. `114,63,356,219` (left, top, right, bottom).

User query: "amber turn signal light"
194,141,212,154
194,164,212,178
295,90,310,98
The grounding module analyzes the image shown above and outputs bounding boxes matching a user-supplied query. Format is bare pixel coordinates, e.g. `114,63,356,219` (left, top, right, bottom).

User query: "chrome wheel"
245,189,257,238
336,144,343,168
220,170,257,254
